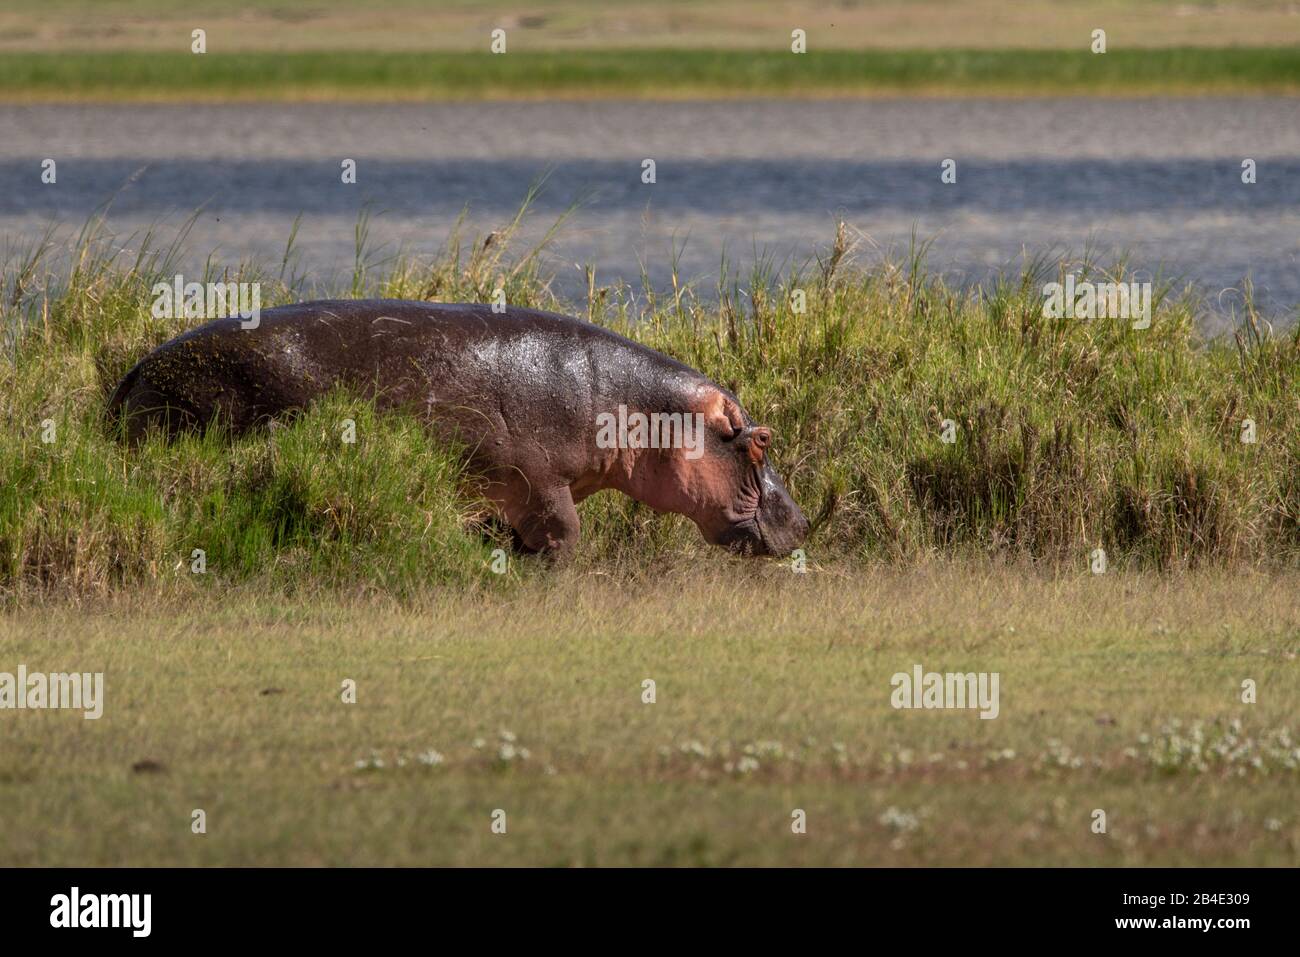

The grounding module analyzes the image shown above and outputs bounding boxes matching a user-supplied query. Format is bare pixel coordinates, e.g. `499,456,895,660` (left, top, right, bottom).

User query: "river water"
3,98,1298,325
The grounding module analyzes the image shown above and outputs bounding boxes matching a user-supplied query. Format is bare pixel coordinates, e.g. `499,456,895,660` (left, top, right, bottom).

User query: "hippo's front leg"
497,482,580,560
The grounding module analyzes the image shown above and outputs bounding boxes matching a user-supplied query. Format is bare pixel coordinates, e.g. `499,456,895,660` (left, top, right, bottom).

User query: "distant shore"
2,48,1298,102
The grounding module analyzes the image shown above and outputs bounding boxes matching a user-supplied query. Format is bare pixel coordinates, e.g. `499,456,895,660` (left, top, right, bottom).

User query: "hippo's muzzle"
714,460,810,557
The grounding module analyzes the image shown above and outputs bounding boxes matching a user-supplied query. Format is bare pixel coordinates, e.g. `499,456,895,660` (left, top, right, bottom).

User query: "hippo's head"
609,386,809,557
693,421,809,557
676,391,809,557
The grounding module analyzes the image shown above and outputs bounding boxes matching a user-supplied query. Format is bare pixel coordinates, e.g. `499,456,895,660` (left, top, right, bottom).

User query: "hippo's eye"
745,427,772,465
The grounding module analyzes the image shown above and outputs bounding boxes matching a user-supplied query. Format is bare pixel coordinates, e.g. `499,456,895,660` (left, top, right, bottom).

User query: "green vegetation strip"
2,48,1299,100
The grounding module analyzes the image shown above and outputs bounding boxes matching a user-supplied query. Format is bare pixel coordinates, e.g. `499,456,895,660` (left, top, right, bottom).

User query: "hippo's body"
108,300,808,558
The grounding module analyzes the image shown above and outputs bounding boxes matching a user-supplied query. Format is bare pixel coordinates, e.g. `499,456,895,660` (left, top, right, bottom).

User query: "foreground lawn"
2,47,1298,101
2,567,1297,866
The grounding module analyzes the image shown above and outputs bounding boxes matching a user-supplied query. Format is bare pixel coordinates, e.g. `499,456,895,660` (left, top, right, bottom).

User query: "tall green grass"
3,208,1299,600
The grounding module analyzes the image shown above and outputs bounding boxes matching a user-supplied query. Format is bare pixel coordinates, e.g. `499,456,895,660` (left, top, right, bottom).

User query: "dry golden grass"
2,1,1296,53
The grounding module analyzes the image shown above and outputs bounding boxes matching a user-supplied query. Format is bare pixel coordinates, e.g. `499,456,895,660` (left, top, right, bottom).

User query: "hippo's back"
107,299,714,441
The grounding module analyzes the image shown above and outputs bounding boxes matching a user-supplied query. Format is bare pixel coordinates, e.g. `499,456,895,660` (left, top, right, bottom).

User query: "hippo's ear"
700,391,745,438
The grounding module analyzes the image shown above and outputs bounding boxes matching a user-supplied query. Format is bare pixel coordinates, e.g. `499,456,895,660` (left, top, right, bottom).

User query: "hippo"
106,300,809,559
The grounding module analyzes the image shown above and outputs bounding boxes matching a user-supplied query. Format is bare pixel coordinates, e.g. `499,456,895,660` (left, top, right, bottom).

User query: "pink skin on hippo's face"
687,422,810,557
621,390,810,558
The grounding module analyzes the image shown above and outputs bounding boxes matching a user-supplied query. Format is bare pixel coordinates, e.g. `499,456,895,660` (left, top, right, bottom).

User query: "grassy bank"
2,211,1300,603
3,568,1297,866
2,47,1299,101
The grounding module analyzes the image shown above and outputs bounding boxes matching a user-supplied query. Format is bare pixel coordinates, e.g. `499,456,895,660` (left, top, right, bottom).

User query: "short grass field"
3,568,1299,866
2,206,1299,865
